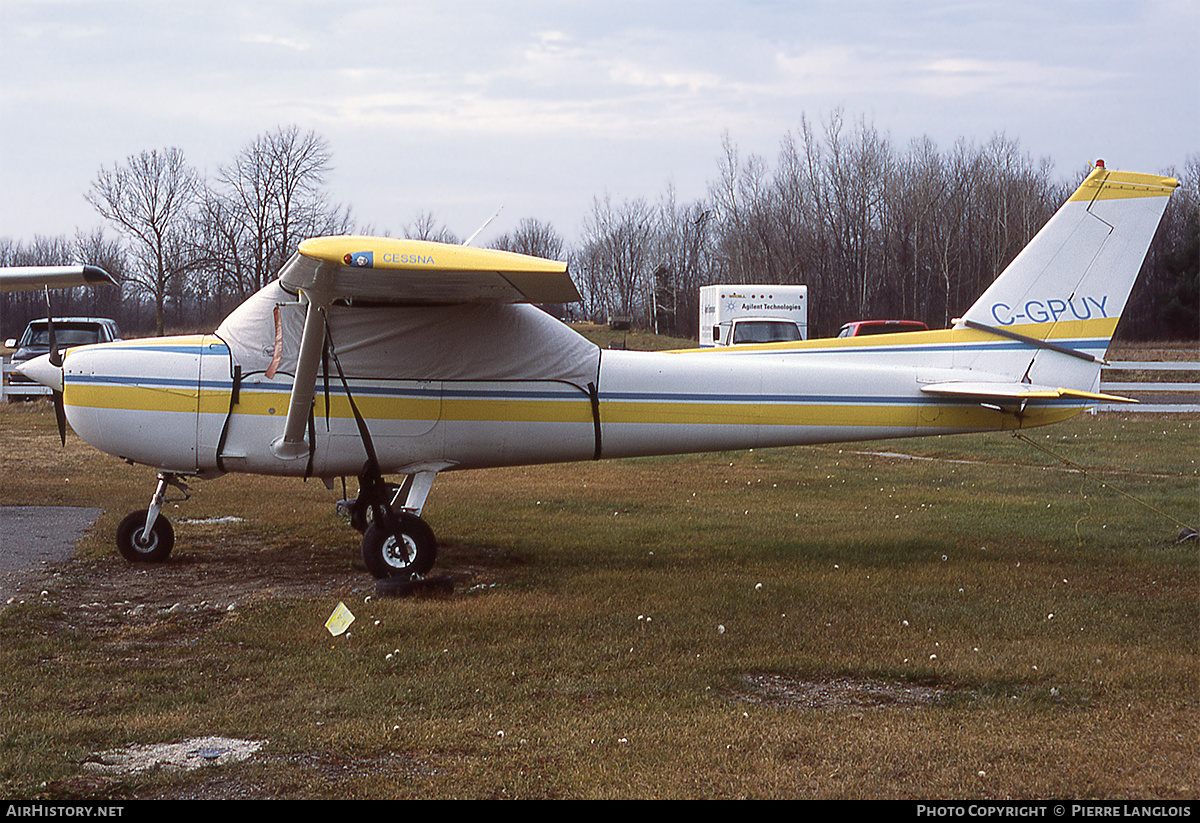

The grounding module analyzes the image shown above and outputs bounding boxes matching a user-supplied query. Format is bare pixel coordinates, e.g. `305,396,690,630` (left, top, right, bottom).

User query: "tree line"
2,115,1196,343
574,113,1198,341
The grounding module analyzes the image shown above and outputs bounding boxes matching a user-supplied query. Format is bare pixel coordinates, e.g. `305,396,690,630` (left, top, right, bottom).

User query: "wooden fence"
1098,361,1200,413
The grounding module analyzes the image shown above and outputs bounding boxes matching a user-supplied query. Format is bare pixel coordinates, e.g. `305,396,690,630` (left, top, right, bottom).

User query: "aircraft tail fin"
954,164,1178,388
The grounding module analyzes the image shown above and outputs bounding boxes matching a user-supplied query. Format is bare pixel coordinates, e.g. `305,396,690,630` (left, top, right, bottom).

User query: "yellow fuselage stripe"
64,384,1083,432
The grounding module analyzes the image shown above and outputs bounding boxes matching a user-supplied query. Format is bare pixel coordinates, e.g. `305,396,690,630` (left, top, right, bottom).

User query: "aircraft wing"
281,236,580,304
0,265,117,293
269,235,580,461
920,382,1136,404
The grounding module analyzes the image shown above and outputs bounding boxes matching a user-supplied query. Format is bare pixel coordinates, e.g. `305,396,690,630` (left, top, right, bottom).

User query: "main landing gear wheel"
115,510,175,563
361,512,437,579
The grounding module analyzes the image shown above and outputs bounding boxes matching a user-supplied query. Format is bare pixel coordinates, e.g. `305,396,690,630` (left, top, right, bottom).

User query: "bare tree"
709,133,779,286
569,242,609,323
86,147,201,335
268,126,340,258
578,194,656,323
652,184,714,337
404,211,460,244
489,217,566,260
209,126,348,297
73,228,128,322
193,188,251,310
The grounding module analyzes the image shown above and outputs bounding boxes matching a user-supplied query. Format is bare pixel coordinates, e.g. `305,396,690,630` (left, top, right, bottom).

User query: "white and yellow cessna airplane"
13,164,1179,579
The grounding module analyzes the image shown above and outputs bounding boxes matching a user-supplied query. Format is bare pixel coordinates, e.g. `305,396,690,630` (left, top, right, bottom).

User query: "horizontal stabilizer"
921,382,1137,404
0,265,116,293
281,236,580,304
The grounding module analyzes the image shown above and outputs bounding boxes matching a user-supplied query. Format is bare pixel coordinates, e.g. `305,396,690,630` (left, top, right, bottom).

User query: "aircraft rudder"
957,164,1179,346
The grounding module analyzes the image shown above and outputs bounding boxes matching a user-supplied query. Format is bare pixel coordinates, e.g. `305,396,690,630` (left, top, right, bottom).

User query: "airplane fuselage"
58,325,1091,481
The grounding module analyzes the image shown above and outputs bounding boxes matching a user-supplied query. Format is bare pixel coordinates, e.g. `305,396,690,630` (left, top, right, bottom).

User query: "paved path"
0,505,102,603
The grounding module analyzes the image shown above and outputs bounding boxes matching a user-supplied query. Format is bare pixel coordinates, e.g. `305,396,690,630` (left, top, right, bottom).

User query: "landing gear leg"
115,473,187,563
323,329,449,582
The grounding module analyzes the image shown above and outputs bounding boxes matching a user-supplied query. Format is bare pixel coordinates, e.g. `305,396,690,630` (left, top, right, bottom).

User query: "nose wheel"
115,472,187,563
116,510,175,562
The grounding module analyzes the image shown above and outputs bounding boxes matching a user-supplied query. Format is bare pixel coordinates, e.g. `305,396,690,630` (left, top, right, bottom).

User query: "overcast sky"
2,0,1196,250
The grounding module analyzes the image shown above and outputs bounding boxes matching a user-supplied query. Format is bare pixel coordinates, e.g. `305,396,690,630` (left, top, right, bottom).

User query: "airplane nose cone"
14,353,63,392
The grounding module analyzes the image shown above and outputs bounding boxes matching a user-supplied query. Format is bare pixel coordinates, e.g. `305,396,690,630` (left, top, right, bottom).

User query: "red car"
837,319,929,337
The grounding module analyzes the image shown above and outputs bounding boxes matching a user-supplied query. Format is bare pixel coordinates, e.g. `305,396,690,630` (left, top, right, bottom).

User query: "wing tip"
81,265,117,286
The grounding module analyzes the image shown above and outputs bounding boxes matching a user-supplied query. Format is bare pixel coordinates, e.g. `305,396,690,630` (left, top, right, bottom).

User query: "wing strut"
271,272,335,460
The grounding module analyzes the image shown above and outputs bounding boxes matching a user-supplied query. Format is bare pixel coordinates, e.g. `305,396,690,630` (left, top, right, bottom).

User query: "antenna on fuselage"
462,206,504,247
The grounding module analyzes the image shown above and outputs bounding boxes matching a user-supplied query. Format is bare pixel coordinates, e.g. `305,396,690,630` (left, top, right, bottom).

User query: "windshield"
21,324,108,348
732,320,801,344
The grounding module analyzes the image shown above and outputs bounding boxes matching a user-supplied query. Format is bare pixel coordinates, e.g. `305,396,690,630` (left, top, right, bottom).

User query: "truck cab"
717,317,804,345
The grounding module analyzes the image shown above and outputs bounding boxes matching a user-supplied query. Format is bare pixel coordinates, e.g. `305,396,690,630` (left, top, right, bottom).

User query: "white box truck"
699,285,808,346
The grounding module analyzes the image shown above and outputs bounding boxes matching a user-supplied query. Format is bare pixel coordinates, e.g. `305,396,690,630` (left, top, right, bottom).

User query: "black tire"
361,513,436,579
115,510,175,563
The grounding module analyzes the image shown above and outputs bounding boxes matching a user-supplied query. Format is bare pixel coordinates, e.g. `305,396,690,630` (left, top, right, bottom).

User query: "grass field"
0,399,1196,799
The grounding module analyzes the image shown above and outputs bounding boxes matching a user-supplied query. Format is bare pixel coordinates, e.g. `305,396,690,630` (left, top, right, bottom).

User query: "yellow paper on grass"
325,602,355,636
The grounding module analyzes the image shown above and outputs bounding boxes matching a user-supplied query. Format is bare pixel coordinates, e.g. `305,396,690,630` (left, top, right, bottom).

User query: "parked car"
4,317,122,399
836,319,929,337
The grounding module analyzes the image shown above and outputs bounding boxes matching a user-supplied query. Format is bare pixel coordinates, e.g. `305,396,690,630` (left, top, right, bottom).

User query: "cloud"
917,57,1114,99
240,33,312,52
0,0,1194,244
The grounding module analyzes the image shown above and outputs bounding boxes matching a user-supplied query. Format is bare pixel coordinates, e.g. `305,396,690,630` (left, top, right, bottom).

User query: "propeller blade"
53,389,67,446
46,312,61,368
42,287,65,444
